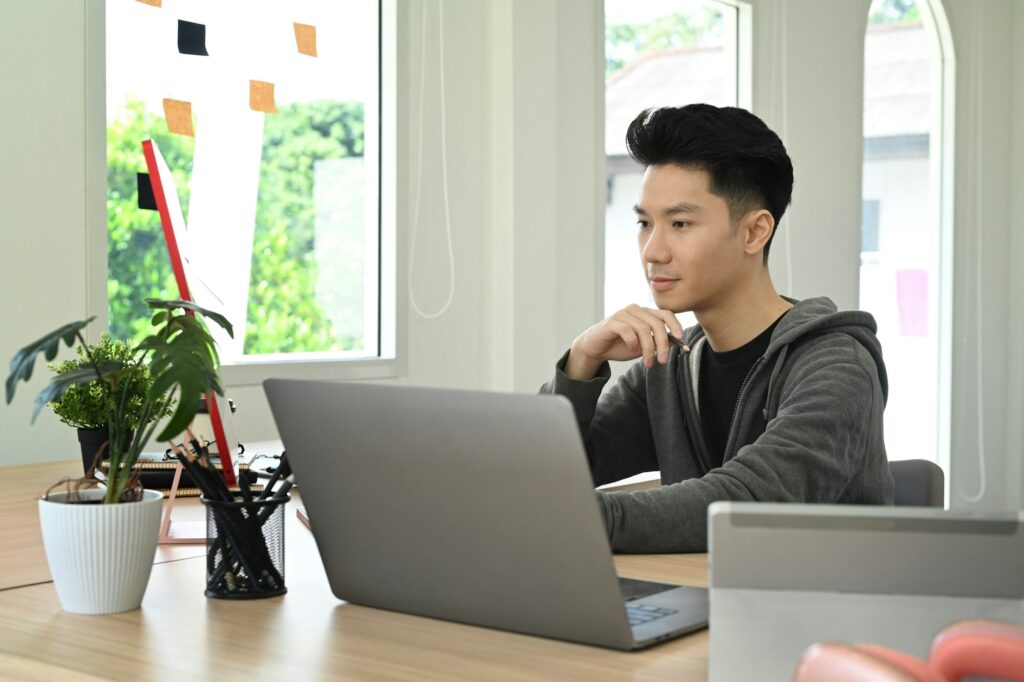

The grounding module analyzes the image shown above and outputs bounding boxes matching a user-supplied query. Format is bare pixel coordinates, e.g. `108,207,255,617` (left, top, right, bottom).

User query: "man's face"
634,164,749,314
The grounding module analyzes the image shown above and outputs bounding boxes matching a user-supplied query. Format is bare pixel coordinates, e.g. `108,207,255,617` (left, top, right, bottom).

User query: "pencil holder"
202,494,289,599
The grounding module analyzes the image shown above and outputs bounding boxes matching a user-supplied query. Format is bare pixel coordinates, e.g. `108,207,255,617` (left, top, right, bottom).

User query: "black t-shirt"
698,314,786,468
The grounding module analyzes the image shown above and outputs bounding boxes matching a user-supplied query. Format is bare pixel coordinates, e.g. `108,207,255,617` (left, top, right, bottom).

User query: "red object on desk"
141,138,237,487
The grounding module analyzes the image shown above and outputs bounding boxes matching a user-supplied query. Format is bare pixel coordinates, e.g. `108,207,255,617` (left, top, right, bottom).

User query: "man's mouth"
649,276,680,291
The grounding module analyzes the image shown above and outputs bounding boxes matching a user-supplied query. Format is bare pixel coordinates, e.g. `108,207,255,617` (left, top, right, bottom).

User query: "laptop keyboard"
626,602,678,627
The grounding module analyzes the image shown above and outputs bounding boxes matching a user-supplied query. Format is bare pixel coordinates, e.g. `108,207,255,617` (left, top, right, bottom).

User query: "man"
542,104,893,553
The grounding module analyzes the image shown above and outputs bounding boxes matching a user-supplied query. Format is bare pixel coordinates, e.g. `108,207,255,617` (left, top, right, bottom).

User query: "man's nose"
641,225,671,263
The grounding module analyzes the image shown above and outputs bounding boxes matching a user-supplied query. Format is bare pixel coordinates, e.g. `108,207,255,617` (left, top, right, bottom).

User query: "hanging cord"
778,0,794,295
959,5,986,503
408,0,456,319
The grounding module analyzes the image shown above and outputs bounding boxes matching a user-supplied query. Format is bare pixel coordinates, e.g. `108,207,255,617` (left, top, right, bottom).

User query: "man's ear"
743,209,775,257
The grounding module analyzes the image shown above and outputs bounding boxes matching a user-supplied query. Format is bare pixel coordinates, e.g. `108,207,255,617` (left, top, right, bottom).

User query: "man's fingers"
614,310,655,366
607,319,642,355
604,305,686,366
657,309,685,340
627,307,675,364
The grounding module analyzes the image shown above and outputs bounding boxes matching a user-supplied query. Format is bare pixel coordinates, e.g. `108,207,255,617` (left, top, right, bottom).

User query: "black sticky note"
178,19,209,56
137,173,157,210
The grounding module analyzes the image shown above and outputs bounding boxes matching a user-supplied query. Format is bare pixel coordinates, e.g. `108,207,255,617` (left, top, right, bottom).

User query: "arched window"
860,0,953,471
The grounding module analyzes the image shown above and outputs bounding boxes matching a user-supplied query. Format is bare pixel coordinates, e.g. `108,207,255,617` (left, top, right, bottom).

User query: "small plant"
5,299,232,504
47,333,171,431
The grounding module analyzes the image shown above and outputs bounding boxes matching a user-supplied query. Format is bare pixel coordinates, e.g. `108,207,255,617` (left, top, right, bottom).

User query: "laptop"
708,501,1024,681
264,378,708,650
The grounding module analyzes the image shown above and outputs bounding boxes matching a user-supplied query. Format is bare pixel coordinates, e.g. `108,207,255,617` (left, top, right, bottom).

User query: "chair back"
890,459,944,507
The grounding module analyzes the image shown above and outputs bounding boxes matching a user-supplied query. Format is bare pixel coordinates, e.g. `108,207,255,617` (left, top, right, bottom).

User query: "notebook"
97,459,260,498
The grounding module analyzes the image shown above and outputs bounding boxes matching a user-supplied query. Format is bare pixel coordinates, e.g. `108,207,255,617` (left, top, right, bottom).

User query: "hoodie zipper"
720,356,764,463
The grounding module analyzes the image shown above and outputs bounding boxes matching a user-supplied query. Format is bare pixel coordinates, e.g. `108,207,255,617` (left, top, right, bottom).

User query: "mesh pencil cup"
202,494,289,599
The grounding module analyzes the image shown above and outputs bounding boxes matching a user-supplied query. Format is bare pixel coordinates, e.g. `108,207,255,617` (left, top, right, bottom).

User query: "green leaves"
32,360,125,424
7,299,233,456
141,299,233,442
145,298,234,338
6,317,95,404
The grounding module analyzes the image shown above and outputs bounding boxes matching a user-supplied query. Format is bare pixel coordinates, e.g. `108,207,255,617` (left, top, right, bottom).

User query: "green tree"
106,98,365,355
246,101,365,354
107,100,192,344
868,0,921,25
606,9,724,79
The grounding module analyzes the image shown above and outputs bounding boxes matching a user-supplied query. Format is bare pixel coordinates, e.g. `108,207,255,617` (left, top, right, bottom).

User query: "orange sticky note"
136,0,161,6
293,22,317,57
249,80,278,113
162,98,195,136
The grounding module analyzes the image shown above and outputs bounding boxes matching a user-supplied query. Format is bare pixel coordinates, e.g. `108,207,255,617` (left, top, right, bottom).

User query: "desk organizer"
202,494,288,599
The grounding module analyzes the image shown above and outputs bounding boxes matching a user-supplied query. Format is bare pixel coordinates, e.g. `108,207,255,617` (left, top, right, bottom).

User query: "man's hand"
565,305,685,380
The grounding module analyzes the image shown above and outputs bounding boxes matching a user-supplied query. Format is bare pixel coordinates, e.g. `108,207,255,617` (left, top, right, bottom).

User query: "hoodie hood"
683,296,888,403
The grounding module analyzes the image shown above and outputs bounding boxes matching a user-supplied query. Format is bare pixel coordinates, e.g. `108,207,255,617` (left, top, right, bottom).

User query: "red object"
930,620,1024,682
204,394,236,487
795,620,1024,682
141,140,192,303
795,642,941,682
141,139,236,487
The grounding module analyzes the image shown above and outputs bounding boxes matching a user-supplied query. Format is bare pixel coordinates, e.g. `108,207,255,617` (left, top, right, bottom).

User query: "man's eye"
637,221,651,230
673,221,690,229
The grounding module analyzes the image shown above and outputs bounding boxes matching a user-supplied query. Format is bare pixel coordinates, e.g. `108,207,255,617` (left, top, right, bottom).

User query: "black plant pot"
76,428,109,474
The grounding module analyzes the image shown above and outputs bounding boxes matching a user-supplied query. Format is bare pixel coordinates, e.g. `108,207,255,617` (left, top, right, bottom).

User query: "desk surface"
0,462,709,680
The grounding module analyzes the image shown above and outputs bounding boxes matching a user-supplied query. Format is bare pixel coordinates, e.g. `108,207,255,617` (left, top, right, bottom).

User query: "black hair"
625,104,794,261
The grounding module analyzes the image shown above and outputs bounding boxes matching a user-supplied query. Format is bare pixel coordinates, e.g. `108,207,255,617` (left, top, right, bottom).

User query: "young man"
542,104,893,553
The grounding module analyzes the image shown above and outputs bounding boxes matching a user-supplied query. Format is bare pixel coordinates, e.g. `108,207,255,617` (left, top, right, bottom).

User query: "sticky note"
162,98,195,137
178,20,209,56
294,22,317,57
136,0,161,6
137,173,157,210
249,80,278,113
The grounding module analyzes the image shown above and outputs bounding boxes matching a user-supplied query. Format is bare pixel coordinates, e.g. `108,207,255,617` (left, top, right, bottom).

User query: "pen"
667,334,690,352
258,452,290,500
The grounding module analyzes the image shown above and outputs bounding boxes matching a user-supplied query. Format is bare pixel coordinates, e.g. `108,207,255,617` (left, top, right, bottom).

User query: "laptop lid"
264,378,638,649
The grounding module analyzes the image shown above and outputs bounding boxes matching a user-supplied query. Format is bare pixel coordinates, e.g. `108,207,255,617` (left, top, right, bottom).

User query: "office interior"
1,0,1023,509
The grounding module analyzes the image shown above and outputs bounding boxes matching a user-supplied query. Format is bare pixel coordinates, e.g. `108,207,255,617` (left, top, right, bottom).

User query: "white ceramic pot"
38,488,163,615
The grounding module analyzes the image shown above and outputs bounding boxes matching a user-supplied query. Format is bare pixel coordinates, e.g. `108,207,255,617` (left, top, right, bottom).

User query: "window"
860,0,951,464
603,0,743,323
861,200,880,253
106,1,391,372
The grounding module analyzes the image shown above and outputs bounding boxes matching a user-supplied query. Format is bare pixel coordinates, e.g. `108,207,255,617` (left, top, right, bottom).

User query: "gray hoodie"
541,297,894,553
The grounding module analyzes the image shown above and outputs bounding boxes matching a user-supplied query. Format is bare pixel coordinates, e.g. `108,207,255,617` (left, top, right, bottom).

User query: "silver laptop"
709,501,1024,681
264,378,708,650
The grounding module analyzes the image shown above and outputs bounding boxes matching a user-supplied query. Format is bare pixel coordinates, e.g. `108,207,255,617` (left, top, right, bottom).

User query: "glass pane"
861,0,940,461
604,0,737,322
106,1,380,363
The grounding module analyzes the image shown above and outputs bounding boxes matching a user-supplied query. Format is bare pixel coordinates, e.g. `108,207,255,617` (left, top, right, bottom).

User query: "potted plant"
5,298,232,615
46,332,172,474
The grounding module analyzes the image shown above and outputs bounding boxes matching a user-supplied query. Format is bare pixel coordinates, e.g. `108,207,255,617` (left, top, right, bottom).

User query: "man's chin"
651,290,695,314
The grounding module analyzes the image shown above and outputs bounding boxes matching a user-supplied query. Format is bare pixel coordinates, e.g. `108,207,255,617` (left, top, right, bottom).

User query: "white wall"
0,0,103,465
1,0,1022,515
1009,0,1024,510
942,0,1018,511
747,0,872,311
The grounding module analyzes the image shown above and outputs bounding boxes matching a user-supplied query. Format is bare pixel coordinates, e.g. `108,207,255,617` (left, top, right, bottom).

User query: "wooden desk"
0,463,709,680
